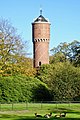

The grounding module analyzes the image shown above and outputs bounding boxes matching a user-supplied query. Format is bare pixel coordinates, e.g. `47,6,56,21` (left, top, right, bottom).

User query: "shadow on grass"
0,114,17,119
52,108,80,115
16,116,80,120
0,115,80,120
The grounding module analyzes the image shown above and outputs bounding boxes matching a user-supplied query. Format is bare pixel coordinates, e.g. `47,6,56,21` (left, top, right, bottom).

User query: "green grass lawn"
0,103,80,120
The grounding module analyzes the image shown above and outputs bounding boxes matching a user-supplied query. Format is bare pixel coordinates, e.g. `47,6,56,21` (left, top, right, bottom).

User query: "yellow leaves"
0,54,36,77
0,70,3,72
21,68,37,77
0,18,36,77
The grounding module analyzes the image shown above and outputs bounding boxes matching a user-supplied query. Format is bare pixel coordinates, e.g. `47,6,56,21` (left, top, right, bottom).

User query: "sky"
0,0,80,57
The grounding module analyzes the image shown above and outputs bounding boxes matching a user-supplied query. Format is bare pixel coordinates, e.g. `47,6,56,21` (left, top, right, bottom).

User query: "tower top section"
33,9,49,23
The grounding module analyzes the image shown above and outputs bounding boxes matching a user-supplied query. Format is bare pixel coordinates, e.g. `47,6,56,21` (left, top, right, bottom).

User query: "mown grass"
0,103,80,120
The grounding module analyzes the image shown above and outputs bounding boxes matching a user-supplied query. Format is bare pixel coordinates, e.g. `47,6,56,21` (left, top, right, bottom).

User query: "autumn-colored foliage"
0,18,35,77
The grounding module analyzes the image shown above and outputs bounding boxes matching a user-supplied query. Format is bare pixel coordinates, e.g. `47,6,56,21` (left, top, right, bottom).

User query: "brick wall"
32,22,50,68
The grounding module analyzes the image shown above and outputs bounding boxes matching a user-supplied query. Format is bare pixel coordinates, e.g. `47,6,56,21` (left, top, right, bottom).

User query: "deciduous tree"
0,18,35,76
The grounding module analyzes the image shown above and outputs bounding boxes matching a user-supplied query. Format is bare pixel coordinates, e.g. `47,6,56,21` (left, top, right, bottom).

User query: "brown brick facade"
32,18,50,68
32,23,50,39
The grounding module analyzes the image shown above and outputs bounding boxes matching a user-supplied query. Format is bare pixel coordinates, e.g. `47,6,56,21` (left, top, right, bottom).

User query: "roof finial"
40,6,42,15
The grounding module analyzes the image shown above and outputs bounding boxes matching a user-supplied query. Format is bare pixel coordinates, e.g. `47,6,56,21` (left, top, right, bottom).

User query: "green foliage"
50,40,80,66
47,40,80,101
0,18,35,77
32,83,52,101
50,52,66,64
37,62,80,101
0,18,80,102
0,75,51,103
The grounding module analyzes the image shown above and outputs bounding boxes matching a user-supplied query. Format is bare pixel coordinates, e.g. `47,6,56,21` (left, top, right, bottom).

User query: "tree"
49,62,80,101
37,62,80,101
0,18,35,76
0,18,23,74
0,18,23,59
50,42,69,60
49,52,66,64
69,40,80,66
50,40,80,66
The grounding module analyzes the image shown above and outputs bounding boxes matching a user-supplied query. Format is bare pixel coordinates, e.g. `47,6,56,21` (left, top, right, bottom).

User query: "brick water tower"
32,10,50,68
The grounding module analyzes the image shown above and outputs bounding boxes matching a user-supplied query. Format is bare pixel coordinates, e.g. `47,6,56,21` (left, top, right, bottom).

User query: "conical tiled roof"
34,15,48,22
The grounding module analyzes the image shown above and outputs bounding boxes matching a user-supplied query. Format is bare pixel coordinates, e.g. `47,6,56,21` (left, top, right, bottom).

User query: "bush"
0,75,51,103
37,62,80,101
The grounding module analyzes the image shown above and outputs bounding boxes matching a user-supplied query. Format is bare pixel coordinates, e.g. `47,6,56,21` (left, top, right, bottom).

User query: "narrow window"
39,61,41,66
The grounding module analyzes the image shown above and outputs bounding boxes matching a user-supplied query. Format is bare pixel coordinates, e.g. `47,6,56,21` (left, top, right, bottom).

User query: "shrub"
0,75,51,103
